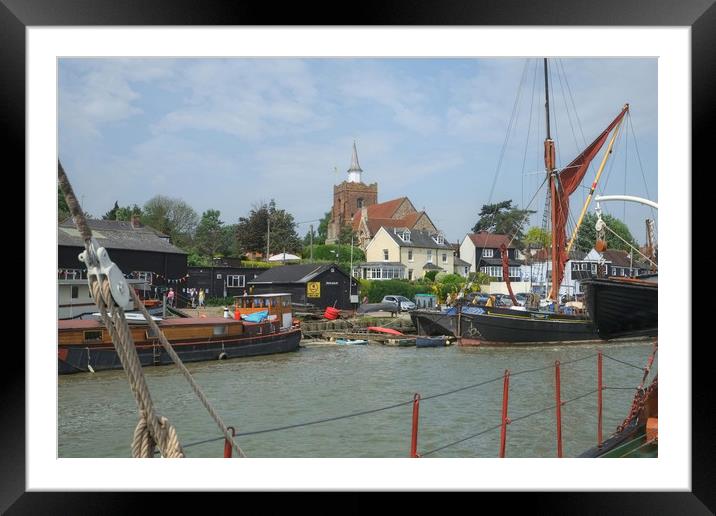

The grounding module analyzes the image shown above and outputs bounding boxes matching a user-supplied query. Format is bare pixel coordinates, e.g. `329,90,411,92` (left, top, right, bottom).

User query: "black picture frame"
5,0,709,512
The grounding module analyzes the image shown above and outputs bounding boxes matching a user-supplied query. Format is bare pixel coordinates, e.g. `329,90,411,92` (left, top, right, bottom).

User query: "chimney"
131,215,142,229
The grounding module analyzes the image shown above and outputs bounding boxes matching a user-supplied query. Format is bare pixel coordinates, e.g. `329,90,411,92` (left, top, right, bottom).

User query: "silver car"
382,295,417,311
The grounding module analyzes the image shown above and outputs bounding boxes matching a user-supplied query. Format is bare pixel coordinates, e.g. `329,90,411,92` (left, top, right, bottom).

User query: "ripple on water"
58,340,656,458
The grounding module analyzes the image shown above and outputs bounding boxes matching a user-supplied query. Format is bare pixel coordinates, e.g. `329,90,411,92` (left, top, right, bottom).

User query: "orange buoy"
324,306,340,320
595,239,607,252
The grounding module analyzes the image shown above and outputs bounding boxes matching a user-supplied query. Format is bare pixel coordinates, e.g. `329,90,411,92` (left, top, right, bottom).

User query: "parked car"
492,294,514,307
382,295,417,311
513,293,529,306
464,292,490,305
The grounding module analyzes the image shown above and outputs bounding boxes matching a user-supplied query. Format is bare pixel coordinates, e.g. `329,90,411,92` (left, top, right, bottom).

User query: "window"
408,269,413,280
480,266,502,279
83,330,103,342
591,264,597,274
408,249,413,261
612,267,617,275
383,249,389,261
442,253,447,263
213,325,228,336
400,230,411,242
433,233,444,244
71,286,79,299
357,198,364,208
483,249,494,258
227,275,245,288
427,250,433,263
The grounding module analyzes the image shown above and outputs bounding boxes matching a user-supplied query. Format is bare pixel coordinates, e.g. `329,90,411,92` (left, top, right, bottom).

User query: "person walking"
167,287,175,308
198,288,205,308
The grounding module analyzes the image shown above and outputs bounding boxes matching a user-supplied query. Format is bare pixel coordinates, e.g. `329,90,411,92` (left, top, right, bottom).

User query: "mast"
544,58,559,301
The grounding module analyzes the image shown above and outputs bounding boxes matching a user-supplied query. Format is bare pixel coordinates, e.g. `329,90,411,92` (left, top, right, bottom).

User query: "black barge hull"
583,277,658,339
457,311,600,345
58,329,302,374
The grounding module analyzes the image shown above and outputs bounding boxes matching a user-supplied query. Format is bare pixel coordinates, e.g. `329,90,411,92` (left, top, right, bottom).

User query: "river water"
58,340,656,458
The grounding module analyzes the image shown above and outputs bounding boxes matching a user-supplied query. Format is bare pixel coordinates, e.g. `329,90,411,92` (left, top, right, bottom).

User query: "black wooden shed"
248,263,359,310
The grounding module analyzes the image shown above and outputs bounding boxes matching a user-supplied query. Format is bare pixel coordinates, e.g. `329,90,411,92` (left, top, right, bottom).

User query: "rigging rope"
58,161,244,458
602,223,657,268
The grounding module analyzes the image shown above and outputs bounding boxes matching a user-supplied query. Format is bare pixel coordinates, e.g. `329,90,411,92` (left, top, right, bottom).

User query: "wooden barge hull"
58,318,301,374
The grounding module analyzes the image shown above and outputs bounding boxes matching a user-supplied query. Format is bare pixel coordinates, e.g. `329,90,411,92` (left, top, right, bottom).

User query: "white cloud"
337,61,440,135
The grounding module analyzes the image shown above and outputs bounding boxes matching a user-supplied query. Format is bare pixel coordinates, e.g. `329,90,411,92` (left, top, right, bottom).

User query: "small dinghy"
416,336,447,348
336,338,368,345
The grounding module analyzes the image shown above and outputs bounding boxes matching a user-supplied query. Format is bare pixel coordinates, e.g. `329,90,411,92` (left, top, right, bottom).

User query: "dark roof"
454,257,471,267
600,249,644,268
58,219,187,255
248,263,350,284
479,258,523,267
422,262,443,270
383,228,451,249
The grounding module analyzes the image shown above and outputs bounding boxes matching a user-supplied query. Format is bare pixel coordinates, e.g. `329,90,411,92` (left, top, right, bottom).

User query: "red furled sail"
500,244,518,306
549,105,629,299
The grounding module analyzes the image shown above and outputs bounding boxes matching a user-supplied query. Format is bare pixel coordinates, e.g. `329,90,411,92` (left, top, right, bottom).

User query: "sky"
58,57,657,245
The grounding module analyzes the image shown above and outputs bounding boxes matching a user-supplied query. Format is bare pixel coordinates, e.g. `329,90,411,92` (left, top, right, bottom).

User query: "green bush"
205,296,237,307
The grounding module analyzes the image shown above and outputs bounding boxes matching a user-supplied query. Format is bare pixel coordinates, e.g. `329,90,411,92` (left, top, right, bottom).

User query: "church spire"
347,140,363,183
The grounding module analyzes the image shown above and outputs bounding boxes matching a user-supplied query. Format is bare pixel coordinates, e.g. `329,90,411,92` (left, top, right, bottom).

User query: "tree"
102,201,120,220
300,244,365,267
115,204,142,221
337,225,357,246
575,212,638,253
194,209,224,259
471,200,535,247
142,195,198,249
103,201,142,221
524,226,551,249
58,185,70,222
235,199,301,257
316,211,331,244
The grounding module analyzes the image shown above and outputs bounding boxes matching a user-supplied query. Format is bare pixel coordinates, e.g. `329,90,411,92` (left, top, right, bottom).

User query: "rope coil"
59,160,243,458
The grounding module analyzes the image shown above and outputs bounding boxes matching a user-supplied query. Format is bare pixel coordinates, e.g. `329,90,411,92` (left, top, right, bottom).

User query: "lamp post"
265,212,270,262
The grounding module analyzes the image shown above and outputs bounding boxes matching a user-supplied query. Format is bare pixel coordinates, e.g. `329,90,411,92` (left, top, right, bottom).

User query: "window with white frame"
433,233,444,244
483,249,494,258
591,264,597,274
408,249,413,261
227,275,245,288
442,253,447,263
480,266,502,279
383,249,389,261
427,250,433,263
401,230,411,242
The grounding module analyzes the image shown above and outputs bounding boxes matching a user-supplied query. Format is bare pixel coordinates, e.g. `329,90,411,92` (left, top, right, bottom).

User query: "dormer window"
433,233,444,245
400,230,411,242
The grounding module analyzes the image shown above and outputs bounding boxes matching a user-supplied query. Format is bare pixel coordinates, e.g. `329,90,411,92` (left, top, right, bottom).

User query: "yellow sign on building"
307,281,321,298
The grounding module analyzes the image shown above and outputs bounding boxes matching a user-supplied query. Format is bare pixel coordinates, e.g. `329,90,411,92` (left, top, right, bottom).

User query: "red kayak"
367,326,404,336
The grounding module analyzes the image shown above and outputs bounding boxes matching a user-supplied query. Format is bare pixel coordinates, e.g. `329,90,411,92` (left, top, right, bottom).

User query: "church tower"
326,141,378,244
